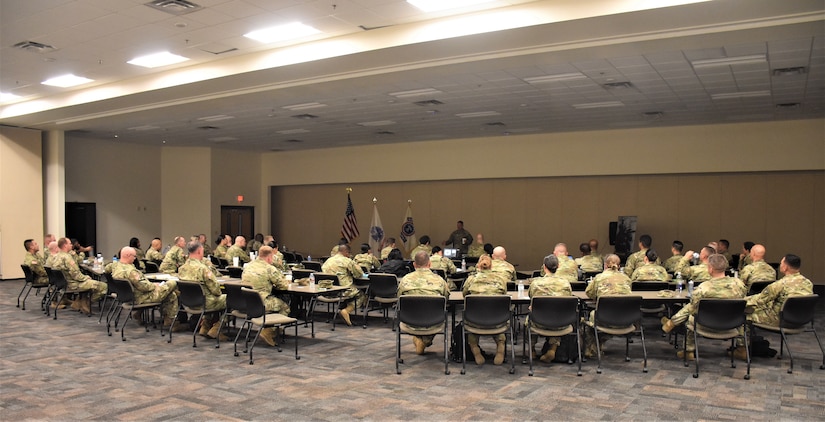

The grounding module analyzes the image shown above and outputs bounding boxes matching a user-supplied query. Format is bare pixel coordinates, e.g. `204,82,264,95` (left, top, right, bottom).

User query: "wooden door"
221,206,254,240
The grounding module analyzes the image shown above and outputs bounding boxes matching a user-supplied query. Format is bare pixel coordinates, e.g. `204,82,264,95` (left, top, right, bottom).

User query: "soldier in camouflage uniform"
159,236,187,273
491,246,516,281
321,244,366,326
662,254,747,360
213,235,230,258
242,246,291,346
737,241,755,271
225,236,250,265
747,254,812,326
145,238,164,262
674,246,714,282
52,237,108,314
178,242,227,340
381,237,397,260
409,235,432,260
113,247,181,330
527,255,573,362
624,234,660,277
23,239,48,284
269,242,287,271
353,243,382,272
44,241,60,268
663,240,684,274
444,220,473,256
551,243,579,282
247,233,264,254
462,254,510,365
397,251,450,354
42,234,56,262
576,243,603,273
631,249,668,281
740,244,776,286
583,254,632,357
467,233,485,258
197,234,212,257
429,246,457,289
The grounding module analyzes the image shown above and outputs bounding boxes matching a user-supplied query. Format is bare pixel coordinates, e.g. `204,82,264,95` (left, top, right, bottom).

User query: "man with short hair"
491,246,516,281
44,241,60,268
270,242,287,271
444,220,473,256
145,238,164,262
397,251,450,354
589,239,601,259
321,244,366,326
747,254,813,326
674,246,714,282
717,239,731,264
624,234,658,276
663,240,684,273
467,233,486,258
551,243,579,282
159,236,187,273
178,241,227,340
225,235,250,265
740,244,776,286
631,249,668,281
409,236,432,260
213,234,230,258
575,243,603,273
242,246,291,346
353,243,381,272
738,241,755,271
43,234,56,261
198,234,212,256
381,237,397,260
527,254,574,362
113,247,181,331
51,237,108,314
429,246,458,290
662,254,747,360
23,239,48,284
583,254,632,357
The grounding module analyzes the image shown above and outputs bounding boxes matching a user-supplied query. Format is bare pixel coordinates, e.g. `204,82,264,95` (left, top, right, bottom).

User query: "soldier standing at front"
444,220,473,256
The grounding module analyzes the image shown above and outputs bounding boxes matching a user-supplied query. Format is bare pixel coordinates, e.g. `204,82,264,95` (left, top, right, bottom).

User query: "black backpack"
450,322,486,362
540,335,579,363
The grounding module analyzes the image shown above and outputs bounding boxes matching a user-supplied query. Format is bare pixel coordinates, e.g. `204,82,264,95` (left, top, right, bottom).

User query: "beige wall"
0,126,44,279
210,148,262,243
270,171,825,282
64,137,162,257
159,147,211,245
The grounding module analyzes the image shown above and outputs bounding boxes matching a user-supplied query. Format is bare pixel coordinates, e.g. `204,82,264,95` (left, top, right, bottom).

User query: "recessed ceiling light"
572,101,624,109
41,74,94,87
523,73,588,84
406,0,495,13
282,102,327,111
127,51,189,68
208,136,238,142
691,54,766,69
389,88,443,98
0,92,21,102
358,120,396,126
455,111,501,118
128,125,160,131
244,22,321,43
277,129,310,135
197,114,234,121
710,91,770,100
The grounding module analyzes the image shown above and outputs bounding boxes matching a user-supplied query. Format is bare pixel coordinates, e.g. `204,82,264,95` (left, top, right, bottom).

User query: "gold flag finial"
407,199,412,204
346,187,352,193
373,197,377,204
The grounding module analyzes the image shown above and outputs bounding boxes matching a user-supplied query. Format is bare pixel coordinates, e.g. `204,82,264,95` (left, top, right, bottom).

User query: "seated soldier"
177,241,227,340
631,249,668,281
397,251,450,354
241,246,291,346
113,246,182,331
527,254,573,362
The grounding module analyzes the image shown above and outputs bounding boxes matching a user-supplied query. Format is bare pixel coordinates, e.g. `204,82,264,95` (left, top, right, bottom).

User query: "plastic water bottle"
676,272,684,296
308,255,312,261
461,258,466,271
309,273,316,289
112,255,119,263
687,280,694,297
517,279,525,298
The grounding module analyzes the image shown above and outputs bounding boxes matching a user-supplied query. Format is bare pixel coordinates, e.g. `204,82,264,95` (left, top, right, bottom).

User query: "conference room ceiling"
1,0,823,151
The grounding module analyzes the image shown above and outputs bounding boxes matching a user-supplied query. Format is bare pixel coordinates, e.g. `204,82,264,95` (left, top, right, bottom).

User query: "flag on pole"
400,201,416,252
341,193,359,242
369,200,384,258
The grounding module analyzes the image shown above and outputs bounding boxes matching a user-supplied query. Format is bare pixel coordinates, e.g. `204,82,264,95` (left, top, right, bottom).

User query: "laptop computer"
443,248,458,258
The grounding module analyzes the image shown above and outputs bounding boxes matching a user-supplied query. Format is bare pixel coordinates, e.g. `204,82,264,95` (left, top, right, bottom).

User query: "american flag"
341,193,359,242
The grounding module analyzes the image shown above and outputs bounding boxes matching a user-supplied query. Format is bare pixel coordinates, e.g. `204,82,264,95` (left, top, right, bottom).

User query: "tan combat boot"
493,338,506,365
199,319,213,337
661,317,675,333
79,299,92,315
470,343,485,365
339,303,355,326
259,327,278,347
206,323,229,341
540,344,558,363
677,350,695,361
412,337,426,355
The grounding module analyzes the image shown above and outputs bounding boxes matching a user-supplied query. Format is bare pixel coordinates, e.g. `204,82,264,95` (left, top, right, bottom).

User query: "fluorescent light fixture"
282,102,327,111
244,22,321,43
710,90,770,100
128,125,160,131
407,0,495,12
41,74,94,87
276,129,310,134
691,54,766,69
572,101,624,109
455,111,501,118
208,137,238,142
358,120,396,126
523,73,588,84
389,88,443,98
127,51,189,68
0,92,21,101
197,114,234,121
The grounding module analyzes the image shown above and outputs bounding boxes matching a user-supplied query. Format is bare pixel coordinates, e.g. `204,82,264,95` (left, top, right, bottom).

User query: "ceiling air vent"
603,81,633,89
775,103,801,109
197,125,219,130
145,0,203,15
414,99,444,106
292,114,319,120
643,111,664,119
485,122,506,127
376,131,395,135
772,67,806,77
13,40,56,53
285,139,303,143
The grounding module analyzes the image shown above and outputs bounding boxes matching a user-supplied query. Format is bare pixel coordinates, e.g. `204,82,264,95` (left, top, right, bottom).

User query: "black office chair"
143,261,160,273
226,266,243,278
747,280,773,296
586,295,647,374
18,265,49,311
526,296,582,376
569,281,587,292
395,295,449,375
290,268,315,281
169,280,225,348
431,268,447,280
45,267,92,320
631,281,671,317
752,294,824,373
687,298,750,379
311,273,346,330
234,288,300,364
364,273,399,328
107,278,160,341
302,261,322,271
461,295,515,375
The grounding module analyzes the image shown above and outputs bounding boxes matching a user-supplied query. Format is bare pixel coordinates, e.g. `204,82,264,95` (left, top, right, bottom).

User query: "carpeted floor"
1,279,823,421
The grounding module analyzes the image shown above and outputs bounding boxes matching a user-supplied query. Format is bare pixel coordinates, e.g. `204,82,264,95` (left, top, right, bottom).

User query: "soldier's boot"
469,338,485,365
661,317,675,334
540,344,558,363
339,303,355,326
79,299,91,315
206,323,228,341
70,298,82,311
530,336,539,359
731,347,748,361
412,337,426,355
198,319,213,337
676,350,695,361
493,338,506,365
164,318,187,333
132,310,144,325
259,327,278,347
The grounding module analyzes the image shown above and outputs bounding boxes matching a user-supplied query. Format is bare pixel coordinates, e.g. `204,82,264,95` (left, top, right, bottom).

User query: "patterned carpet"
1,279,823,421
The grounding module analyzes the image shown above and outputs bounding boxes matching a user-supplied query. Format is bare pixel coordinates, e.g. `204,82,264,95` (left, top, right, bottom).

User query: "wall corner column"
43,130,65,237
